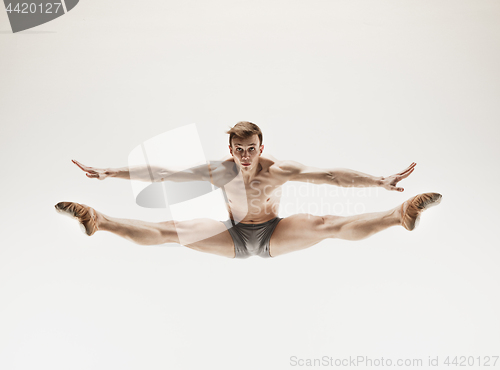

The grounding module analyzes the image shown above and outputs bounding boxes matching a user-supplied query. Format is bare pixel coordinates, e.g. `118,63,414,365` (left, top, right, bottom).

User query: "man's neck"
240,162,262,184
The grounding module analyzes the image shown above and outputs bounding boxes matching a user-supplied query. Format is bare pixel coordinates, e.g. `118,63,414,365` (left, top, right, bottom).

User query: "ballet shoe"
55,202,98,236
401,193,442,231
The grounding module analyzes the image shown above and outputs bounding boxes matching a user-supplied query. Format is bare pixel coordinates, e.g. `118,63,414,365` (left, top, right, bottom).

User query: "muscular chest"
223,174,281,207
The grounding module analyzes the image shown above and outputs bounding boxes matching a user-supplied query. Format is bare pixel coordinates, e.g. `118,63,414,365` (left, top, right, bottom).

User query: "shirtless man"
55,121,442,258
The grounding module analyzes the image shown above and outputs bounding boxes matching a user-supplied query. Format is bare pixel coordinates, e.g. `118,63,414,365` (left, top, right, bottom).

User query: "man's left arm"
278,160,416,192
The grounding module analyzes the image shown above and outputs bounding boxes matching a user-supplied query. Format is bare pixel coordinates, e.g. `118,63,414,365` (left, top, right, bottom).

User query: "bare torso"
211,156,287,224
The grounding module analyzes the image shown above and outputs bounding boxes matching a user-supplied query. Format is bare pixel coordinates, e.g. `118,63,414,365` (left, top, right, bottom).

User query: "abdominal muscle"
224,183,282,224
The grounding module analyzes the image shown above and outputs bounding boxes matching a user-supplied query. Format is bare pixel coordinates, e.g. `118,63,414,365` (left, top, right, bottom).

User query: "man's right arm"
72,160,212,182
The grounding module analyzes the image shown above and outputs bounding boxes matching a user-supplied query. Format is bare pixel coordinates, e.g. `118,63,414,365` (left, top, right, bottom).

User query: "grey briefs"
222,217,283,258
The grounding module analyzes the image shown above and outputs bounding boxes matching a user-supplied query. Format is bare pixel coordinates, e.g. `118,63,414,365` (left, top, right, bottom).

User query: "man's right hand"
72,160,112,180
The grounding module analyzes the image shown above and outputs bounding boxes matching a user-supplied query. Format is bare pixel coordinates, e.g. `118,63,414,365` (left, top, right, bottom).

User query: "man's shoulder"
260,154,280,171
208,157,236,174
262,155,302,176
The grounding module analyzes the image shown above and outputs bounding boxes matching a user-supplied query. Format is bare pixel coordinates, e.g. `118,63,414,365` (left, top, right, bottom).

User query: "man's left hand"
381,162,416,192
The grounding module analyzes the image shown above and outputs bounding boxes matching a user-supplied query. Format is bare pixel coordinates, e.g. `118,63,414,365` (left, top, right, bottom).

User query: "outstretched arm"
72,160,212,182
278,160,416,192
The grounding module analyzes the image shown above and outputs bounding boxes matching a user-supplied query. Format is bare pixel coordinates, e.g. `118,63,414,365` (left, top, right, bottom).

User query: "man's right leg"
56,202,235,258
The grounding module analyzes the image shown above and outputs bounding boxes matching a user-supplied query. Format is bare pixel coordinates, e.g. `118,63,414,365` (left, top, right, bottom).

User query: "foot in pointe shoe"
55,202,99,236
401,193,442,231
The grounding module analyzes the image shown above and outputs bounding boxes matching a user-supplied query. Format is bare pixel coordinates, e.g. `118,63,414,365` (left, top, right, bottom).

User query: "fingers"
397,162,416,176
388,168,414,187
72,159,100,179
391,186,404,192
387,162,416,191
399,167,415,180
72,159,103,180
72,159,90,172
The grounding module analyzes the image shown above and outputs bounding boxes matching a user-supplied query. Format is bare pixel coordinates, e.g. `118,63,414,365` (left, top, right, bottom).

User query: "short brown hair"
226,121,263,147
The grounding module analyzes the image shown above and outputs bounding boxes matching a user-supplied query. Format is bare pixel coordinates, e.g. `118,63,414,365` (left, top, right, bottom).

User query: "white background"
1,1,499,369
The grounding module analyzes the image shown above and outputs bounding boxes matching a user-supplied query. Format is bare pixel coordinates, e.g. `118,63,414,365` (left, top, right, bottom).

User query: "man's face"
229,134,263,171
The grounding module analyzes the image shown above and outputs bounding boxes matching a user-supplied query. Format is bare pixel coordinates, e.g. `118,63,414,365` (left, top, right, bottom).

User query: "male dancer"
55,121,442,258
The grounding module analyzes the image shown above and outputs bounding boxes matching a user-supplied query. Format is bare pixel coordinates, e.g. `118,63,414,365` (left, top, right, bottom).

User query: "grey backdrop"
1,1,499,369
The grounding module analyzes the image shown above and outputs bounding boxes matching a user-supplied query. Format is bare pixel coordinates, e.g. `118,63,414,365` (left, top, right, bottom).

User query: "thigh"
173,218,235,258
269,214,331,257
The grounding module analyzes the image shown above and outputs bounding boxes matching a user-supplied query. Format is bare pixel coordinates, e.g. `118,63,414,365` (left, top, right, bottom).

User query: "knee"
305,214,341,234
322,215,368,241
320,215,348,238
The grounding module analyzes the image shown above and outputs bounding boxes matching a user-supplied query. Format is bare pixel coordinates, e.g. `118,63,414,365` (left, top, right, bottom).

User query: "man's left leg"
269,193,441,257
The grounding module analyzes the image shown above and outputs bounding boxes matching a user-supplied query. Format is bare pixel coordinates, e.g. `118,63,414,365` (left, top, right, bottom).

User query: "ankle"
94,211,107,230
394,203,405,225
